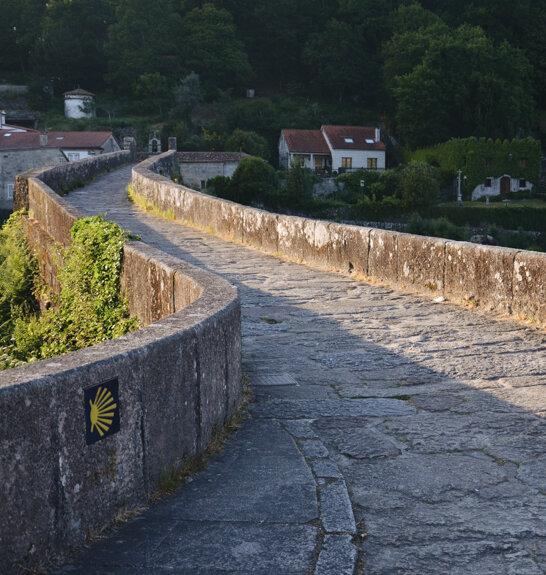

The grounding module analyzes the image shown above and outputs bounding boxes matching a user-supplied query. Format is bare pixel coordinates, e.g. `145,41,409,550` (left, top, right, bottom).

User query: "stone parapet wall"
0,154,242,574
133,151,545,327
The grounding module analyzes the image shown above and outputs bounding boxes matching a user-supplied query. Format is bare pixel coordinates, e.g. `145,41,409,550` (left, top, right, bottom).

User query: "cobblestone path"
59,166,546,575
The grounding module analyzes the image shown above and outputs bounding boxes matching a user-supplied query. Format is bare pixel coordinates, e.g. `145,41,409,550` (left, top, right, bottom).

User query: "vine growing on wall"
0,214,138,370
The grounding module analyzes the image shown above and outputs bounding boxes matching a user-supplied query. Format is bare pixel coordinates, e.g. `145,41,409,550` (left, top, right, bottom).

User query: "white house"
279,125,386,173
177,151,249,190
0,129,120,209
64,88,96,119
471,175,534,201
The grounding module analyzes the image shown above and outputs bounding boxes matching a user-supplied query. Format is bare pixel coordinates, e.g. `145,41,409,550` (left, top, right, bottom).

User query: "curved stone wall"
133,151,545,327
0,153,242,574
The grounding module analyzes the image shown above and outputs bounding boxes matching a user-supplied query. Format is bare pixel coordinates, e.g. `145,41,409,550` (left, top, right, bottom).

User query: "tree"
284,164,315,208
229,157,277,205
171,72,202,121
225,129,269,159
37,0,112,92
398,162,440,209
386,18,536,147
180,4,252,91
0,0,45,74
106,0,184,92
133,72,170,115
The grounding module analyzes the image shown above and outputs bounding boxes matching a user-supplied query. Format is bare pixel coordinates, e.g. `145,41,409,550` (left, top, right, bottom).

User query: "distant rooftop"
0,131,113,151
177,151,249,163
64,88,95,97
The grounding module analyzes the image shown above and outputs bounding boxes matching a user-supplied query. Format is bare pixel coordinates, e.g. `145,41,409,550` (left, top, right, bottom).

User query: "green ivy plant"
0,214,138,369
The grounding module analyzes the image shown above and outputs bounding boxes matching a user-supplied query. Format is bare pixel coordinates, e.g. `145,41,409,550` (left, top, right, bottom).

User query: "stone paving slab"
58,167,546,575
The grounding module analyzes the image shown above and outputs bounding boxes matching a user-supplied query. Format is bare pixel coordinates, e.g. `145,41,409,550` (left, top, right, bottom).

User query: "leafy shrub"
225,129,269,160
398,161,440,209
0,215,137,369
229,157,277,205
0,212,38,368
282,164,316,208
351,195,405,221
207,176,232,199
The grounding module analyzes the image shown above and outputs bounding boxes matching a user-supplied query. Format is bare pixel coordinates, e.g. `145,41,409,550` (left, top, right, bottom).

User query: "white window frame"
6,183,14,200
67,152,81,161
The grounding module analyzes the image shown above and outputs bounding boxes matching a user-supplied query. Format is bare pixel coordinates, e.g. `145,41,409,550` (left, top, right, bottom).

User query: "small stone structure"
64,88,95,119
148,132,162,154
1,152,242,574
132,151,546,327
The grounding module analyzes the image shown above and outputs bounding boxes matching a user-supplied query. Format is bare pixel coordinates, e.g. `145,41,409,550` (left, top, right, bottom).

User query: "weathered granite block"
445,241,516,312
513,250,546,324
242,207,279,254
277,215,308,263
327,223,371,276
397,234,446,294
368,229,399,282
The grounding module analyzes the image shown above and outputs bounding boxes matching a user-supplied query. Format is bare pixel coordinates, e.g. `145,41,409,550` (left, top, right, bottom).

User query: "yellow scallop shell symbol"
89,386,117,437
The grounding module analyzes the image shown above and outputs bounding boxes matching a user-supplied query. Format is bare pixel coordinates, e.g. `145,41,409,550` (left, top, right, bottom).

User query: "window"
484,178,492,188
519,179,527,188
344,138,354,144
67,152,80,161
6,183,14,200
367,157,378,169
341,157,352,169
200,180,207,190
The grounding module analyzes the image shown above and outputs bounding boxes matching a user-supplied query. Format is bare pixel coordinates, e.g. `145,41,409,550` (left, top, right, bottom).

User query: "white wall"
330,149,386,171
64,96,94,119
471,176,534,200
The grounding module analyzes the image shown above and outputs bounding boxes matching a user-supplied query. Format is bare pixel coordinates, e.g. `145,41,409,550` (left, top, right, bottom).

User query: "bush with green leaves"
229,157,277,205
398,161,440,209
225,129,269,160
0,214,137,369
0,212,39,369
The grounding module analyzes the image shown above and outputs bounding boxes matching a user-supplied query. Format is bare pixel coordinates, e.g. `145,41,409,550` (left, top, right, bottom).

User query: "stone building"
0,129,120,209
64,88,96,119
279,125,386,173
177,151,249,190
471,175,534,200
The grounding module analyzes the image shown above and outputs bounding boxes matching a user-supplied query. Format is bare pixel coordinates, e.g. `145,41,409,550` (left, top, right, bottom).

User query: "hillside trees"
385,6,535,147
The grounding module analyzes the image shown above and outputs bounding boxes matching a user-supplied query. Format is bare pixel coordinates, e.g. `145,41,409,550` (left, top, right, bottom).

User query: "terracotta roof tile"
281,129,330,155
0,131,113,151
321,125,385,151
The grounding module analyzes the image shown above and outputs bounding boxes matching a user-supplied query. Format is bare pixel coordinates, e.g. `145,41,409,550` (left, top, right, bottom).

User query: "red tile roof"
0,131,113,151
321,125,385,151
281,129,330,155
177,151,249,163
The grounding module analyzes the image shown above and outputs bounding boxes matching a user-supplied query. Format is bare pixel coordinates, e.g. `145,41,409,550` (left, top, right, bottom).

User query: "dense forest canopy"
1,0,544,148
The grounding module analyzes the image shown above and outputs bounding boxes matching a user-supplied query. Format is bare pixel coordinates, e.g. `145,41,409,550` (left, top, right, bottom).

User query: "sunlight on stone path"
59,166,546,575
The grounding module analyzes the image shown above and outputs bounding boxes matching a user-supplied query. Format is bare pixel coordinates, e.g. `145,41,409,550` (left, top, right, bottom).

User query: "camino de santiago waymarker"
84,378,121,445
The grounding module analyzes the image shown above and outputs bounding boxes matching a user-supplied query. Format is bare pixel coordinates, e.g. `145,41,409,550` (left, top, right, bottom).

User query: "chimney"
40,132,48,147
375,127,381,142
0,110,5,128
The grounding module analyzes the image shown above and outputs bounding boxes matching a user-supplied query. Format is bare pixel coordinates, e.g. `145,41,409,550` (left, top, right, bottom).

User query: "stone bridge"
3,153,546,574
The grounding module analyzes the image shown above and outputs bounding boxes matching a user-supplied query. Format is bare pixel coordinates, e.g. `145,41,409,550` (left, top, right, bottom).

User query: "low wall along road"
0,152,242,573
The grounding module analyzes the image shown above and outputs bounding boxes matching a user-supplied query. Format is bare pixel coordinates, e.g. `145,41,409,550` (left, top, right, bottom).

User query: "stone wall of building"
1,152,242,574
0,147,66,209
133,151,546,327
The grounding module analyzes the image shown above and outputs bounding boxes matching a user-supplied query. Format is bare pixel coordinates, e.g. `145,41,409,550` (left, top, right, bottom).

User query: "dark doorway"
500,175,511,196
